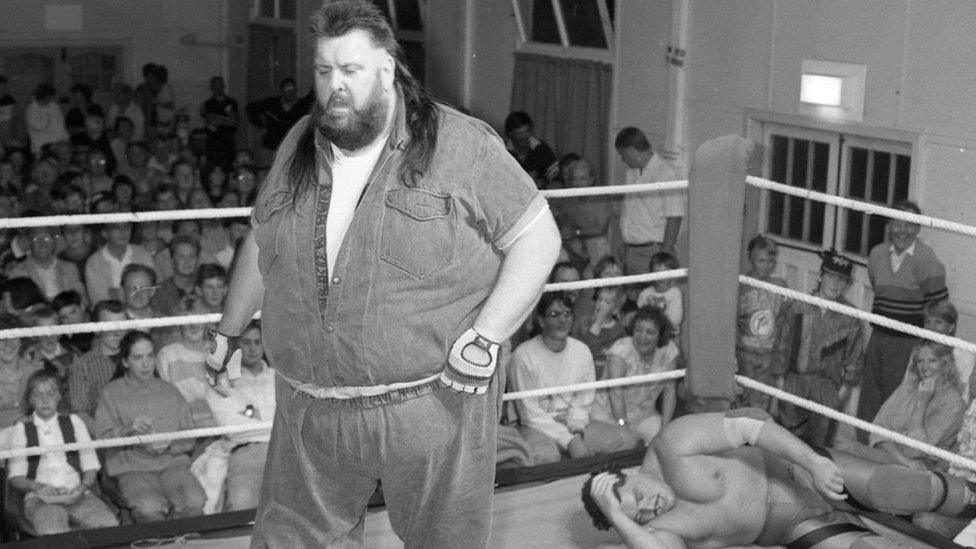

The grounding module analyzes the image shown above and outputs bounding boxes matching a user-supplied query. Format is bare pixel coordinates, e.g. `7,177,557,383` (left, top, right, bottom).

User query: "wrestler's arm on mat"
471,209,560,342
649,411,845,501
217,231,264,336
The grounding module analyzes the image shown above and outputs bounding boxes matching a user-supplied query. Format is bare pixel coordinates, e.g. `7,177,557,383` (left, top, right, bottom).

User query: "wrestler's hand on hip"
206,330,242,397
441,327,500,395
805,454,846,501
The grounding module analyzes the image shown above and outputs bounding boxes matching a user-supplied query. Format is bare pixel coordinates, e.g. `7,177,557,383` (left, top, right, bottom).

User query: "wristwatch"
617,418,628,427
242,405,256,418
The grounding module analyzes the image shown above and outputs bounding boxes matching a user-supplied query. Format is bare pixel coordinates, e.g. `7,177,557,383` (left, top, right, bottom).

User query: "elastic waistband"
282,372,444,408
624,241,659,247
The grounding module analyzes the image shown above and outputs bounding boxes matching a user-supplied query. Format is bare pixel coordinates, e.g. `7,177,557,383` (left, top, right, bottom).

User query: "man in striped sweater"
856,200,949,441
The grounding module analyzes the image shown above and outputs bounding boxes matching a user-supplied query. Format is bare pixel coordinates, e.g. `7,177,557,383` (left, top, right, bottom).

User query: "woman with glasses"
508,291,638,464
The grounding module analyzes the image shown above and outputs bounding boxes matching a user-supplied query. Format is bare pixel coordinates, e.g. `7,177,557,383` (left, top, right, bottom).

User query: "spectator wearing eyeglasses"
84,221,155,305
508,291,637,464
6,222,86,303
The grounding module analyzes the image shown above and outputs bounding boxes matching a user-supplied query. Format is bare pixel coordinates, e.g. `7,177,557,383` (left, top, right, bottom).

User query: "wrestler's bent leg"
826,447,976,518
381,382,498,549
251,376,378,549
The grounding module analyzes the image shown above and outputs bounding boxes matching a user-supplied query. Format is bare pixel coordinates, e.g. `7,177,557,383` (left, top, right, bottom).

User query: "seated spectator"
52,290,92,354
0,277,46,324
509,292,637,464
65,83,104,138
230,164,259,207
111,174,137,212
919,300,975,403
23,305,76,391
636,252,683,337
590,306,679,445
503,111,557,189
67,300,126,431
21,157,59,214
73,115,116,175
151,235,201,317
84,221,154,304
553,157,612,277
205,320,275,510
156,298,214,427
7,223,87,302
95,330,205,522
574,286,628,380
869,341,965,471
196,263,228,314
736,235,789,412
7,370,118,535
549,261,582,305
0,313,42,428
202,163,227,204
120,263,159,321
58,225,94,286
83,149,113,198
118,141,156,201
110,117,137,174
777,251,864,447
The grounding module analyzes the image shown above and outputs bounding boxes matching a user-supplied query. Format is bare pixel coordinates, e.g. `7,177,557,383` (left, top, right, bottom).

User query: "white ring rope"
740,274,976,355
746,175,976,239
0,369,686,460
502,369,686,401
0,207,252,230
541,180,688,199
0,272,686,340
0,180,687,231
736,375,976,473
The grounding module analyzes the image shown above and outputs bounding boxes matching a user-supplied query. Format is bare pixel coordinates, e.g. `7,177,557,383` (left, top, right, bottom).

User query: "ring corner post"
686,135,755,412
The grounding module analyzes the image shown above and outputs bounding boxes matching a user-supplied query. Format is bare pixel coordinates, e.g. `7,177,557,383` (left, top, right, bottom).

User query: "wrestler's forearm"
473,210,561,342
609,511,685,549
218,231,264,336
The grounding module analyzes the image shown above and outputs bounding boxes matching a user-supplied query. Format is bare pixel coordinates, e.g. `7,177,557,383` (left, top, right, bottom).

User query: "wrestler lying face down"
582,408,976,548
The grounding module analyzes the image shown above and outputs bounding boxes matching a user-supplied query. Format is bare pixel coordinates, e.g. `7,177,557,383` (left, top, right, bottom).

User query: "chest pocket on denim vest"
381,188,456,279
253,191,290,277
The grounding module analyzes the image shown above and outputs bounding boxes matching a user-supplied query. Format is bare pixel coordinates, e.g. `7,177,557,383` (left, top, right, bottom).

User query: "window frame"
746,110,920,261
510,0,615,62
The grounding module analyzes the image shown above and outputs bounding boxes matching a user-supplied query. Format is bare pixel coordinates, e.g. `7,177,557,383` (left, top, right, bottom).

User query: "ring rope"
541,180,688,199
736,375,976,473
502,369,686,401
0,207,252,230
740,274,976,355
0,180,687,231
746,175,976,238
0,272,685,340
0,369,686,460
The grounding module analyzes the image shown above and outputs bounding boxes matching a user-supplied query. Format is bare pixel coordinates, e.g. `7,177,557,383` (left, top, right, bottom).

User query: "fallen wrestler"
582,408,976,548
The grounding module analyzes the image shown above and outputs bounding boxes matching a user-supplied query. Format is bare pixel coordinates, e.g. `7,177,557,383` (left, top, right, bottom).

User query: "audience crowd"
0,74,973,540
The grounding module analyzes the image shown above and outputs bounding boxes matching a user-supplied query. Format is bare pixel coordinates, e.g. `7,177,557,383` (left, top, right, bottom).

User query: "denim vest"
252,93,546,388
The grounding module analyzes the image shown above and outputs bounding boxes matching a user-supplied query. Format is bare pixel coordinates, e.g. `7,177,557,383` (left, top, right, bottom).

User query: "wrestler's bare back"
646,447,820,548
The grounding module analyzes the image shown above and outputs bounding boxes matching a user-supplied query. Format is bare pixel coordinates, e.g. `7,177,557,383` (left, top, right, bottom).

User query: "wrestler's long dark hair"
286,1,439,204
580,466,626,531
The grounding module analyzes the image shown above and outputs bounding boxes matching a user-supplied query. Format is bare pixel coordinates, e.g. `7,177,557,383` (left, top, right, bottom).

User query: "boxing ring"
1,135,976,547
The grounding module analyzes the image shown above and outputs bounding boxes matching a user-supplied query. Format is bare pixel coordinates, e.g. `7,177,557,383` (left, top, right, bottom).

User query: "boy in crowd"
67,300,127,431
7,370,118,535
736,235,789,411
52,290,93,354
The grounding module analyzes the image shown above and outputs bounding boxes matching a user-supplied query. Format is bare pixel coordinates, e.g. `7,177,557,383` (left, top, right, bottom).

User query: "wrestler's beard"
316,80,388,151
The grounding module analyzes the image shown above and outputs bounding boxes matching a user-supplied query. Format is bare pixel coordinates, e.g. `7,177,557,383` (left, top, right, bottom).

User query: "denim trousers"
251,375,499,548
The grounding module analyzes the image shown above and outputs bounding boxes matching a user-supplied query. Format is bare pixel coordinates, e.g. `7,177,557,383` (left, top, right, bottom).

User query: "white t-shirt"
326,138,387,274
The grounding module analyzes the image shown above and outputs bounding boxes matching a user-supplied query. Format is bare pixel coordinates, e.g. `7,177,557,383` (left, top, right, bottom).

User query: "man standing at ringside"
205,2,560,547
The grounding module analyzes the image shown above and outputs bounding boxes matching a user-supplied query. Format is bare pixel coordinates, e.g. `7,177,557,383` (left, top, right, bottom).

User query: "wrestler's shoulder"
435,103,503,143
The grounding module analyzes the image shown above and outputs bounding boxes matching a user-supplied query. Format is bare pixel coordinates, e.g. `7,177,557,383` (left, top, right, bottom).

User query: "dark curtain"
510,52,613,184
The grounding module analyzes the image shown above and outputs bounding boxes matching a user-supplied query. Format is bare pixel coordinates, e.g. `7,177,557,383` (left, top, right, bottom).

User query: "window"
371,0,426,83
255,0,296,21
512,0,615,57
761,123,913,258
